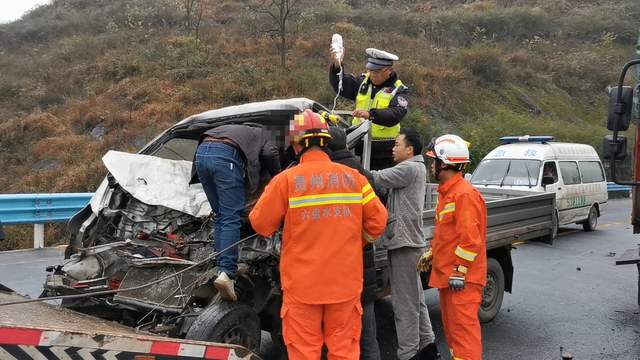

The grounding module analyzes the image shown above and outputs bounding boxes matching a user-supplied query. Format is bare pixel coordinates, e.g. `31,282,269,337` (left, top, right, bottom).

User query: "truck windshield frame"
472,159,541,187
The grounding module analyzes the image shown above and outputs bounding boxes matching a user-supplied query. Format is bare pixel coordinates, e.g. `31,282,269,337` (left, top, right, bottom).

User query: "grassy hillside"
1,0,639,248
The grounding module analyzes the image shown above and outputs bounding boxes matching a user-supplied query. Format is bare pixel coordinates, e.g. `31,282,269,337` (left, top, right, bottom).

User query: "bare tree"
248,0,301,68
183,0,198,32
496,0,515,7
182,0,206,47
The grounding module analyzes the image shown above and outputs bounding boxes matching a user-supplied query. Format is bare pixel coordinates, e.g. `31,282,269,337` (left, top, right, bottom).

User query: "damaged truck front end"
42,98,328,353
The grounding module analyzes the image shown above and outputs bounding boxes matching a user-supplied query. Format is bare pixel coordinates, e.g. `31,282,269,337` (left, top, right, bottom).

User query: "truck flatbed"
0,289,260,359
615,248,640,307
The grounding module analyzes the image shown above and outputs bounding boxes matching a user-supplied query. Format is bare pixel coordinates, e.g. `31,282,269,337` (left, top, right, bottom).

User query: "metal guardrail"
0,183,630,248
0,193,92,248
608,182,632,193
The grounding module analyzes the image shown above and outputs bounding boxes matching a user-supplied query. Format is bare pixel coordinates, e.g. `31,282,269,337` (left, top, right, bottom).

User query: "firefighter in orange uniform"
418,134,487,360
249,109,388,360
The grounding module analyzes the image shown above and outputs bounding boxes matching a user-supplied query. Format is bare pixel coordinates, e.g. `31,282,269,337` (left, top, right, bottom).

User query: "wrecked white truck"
41,98,555,356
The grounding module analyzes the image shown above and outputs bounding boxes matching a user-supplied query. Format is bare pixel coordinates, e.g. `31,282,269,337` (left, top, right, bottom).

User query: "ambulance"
470,136,608,239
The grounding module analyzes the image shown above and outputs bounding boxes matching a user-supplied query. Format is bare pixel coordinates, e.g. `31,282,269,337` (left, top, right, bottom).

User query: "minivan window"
579,161,605,183
471,159,541,187
559,161,581,185
542,162,559,183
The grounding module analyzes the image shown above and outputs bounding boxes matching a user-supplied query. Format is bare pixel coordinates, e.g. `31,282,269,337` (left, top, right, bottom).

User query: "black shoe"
417,343,440,360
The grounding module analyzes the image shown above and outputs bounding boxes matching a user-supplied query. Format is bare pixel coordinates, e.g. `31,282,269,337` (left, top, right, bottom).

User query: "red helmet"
289,109,332,147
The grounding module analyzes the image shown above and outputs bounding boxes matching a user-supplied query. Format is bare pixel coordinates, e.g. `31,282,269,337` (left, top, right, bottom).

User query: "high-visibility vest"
353,73,405,140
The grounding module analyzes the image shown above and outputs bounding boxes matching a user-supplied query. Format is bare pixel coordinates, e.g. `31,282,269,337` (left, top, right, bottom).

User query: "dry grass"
0,0,638,248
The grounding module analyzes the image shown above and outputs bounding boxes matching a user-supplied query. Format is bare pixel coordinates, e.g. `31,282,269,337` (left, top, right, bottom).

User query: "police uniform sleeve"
369,88,409,127
249,173,288,237
453,192,485,268
329,65,364,101
359,174,388,243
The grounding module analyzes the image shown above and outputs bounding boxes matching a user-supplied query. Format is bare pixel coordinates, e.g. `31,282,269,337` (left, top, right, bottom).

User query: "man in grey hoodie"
372,128,439,360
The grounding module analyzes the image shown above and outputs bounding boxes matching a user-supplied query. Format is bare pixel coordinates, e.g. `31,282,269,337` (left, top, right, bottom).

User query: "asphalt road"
0,246,65,299
430,198,639,360
1,199,639,359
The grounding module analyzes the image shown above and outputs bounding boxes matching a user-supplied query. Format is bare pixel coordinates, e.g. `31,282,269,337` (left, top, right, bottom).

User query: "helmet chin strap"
434,158,467,181
434,158,444,181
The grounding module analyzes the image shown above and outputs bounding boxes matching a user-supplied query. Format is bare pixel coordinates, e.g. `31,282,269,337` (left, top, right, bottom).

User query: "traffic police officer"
329,48,409,170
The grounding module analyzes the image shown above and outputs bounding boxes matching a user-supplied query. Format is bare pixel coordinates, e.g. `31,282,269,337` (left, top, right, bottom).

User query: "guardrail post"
33,224,44,249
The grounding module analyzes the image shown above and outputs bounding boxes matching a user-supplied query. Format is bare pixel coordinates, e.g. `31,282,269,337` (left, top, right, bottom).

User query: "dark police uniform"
329,48,409,170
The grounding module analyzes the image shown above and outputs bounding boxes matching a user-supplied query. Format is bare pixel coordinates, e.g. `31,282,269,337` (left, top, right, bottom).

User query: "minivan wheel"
582,206,598,232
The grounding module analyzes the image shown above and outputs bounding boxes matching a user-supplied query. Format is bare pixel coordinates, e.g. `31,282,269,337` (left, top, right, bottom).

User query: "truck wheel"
582,206,598,232
479,258,505,323
186,299,261,352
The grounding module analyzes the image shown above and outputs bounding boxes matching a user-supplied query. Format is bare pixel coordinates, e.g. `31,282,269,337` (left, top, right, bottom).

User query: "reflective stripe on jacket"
429,173,487,289
249,149,388,304
353,73,405,140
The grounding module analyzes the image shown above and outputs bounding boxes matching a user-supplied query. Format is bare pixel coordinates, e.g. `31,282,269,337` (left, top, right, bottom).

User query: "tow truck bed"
0,289,260,359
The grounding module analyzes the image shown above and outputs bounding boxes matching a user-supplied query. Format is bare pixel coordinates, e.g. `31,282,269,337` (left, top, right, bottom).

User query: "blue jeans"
196,142,245,277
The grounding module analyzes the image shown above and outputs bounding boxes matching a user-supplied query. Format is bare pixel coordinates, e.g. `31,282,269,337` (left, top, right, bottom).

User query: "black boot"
418,342,440,360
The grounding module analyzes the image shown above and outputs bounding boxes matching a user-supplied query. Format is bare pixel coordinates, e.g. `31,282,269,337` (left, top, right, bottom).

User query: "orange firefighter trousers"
281,296,362,360
439,284,483,360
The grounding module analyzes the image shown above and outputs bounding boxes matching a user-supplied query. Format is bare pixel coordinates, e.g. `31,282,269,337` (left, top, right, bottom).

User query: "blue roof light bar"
499,135,555,144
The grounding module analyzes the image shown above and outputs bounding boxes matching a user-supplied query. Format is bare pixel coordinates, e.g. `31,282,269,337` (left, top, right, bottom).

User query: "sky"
0,0,51,24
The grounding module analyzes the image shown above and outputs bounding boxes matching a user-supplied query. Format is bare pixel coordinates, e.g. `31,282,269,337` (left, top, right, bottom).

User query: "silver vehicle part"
102,151,211,218
62,256,102,281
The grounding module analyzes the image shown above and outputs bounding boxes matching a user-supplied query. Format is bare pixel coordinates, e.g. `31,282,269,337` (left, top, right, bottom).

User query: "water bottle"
331,33,343,65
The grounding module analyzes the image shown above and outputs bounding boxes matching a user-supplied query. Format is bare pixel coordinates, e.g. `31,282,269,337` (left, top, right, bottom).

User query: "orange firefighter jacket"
429,173,487,289
249,149,388,304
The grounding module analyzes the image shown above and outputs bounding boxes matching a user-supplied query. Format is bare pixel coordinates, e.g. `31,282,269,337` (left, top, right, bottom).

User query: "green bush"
102,61,141,82
459,106,608,170
557,3,640,44
453,46,507,85
421,6,555,46
351,9,424,37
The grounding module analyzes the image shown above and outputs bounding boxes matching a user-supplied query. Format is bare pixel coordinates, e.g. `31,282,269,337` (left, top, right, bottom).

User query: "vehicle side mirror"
603,134,627,161
607,86,634,131
541,176,555,187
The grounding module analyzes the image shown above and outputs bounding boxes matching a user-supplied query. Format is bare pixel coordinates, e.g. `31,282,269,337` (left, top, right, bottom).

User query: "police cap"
365,48,399,70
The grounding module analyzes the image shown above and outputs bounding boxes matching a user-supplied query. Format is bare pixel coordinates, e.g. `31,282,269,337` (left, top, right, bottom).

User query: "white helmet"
425,134,470,165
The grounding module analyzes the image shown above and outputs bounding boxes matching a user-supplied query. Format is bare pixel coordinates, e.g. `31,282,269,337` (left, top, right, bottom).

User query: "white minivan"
470,136,608,239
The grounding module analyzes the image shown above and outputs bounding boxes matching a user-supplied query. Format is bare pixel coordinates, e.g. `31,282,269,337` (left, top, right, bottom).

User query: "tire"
478,258,505,323
186,299,261,352
543,211,558,244
582,206,598,232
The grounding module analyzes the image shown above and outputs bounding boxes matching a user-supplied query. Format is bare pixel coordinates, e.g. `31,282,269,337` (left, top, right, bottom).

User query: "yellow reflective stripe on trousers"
288,193,363,209
455,245,478,262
